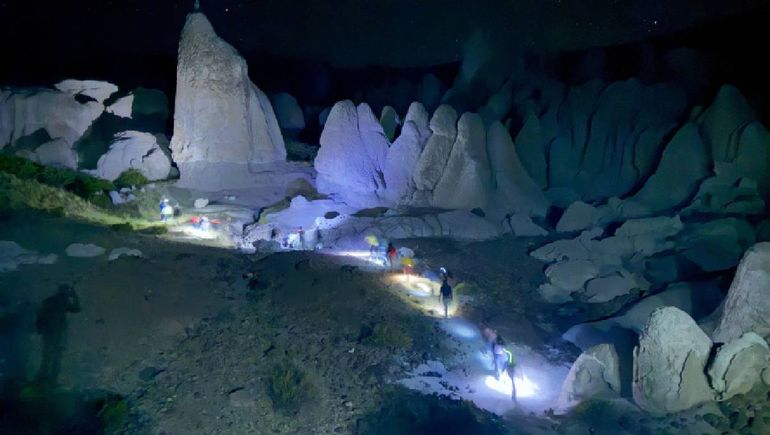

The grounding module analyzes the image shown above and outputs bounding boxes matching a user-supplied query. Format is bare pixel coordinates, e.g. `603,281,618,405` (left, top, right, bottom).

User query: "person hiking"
298,226,305,250
439,278,453,318
386,242,397,269
493,337,517,403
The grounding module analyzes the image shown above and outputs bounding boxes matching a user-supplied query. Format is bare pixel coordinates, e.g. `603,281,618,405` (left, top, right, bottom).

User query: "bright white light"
333,250,387,266
484,372,539,399
416,282,432,293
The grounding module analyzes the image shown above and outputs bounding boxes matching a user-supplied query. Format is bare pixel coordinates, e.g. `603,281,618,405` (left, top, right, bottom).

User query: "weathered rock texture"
96,131,172,181
170,12,285,189
556,344,621,412
632,307,714,414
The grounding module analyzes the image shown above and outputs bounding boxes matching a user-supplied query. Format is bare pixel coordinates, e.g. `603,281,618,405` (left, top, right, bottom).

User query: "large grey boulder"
0,87,103,149
556,344,621,412
432,112,491,210
54,79,118,104
95,131,171,181
170,12,285,188
556,201,615,233
714,243,770,343
33,138,79,169
632,307,714,414
708,332,770,401
486,122,550,218
412,105,458,193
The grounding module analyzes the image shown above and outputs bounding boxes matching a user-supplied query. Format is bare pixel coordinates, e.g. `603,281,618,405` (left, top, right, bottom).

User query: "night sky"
1,0,769,107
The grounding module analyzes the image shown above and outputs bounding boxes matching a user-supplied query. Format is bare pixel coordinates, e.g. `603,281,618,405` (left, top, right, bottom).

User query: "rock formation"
556,344,621,412
632,307,714,414
708,332,770,401
170,11,285,189
713,243,770,343
54,79,118,104
270,92,305,133
95,131,172,181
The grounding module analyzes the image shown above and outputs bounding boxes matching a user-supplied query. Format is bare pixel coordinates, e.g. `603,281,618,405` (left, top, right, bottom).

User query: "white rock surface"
632,307,714,414
106,94,134,118
315,101,388,206
708,332,770,400
0,241,57,273
412,105,458,192
383,121,423,204
54,79,118,104
1,87,103,148
271,92,305,131
33,138,79,169
432,112,490,210
65,243,106,258
194,198,209,209
714,243,770,343
556,344,621,412
96,131,172,181
170,12,285,188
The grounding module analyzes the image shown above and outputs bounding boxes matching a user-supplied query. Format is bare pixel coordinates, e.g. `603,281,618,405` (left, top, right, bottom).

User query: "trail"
334,250,570,417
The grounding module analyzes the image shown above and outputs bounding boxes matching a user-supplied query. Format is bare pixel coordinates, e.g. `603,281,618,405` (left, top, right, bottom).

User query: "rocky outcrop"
315,101,388,206
32,138,79,169
54,80,118,104
556,344,621,412
713,243,770,343
383,121,422,204
432,113,490,209
271,92,305,133
632,307,714,414
170,12,285,189
412,105,458,193
95,131,172,181
532,216,682,303
1,87,103,149
708,332,770,401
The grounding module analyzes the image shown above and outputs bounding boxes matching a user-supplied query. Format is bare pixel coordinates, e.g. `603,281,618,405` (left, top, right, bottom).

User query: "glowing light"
416,282,432,293
484,372,540,399
333,250,387,266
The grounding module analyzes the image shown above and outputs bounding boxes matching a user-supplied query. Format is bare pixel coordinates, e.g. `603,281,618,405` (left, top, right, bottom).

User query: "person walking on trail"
401,256,415,279
493,338,517,403
386,242,397,269
298,226,305,250
483,326,498,356
160,199,174,222
365,235,379,259
439,278,453,318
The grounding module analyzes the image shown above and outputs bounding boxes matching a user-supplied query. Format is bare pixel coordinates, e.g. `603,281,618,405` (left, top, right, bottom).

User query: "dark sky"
1,0,769,110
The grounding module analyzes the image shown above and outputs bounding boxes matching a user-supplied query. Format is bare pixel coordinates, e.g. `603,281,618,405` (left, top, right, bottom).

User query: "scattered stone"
0,241,57,272
109,247,143,261
194,198,209,209
65,243,106,258
708,332,770,401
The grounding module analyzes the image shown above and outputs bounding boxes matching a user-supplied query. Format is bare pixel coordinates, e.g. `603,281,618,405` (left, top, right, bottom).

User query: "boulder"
106,94,134,118
700,84,755,163
0,87,103,148
170,12,285,189
556,344,621,412
33,138,79,169
412,105,458,192
0,241,57,272
65,243,106,258
194,198,209,209
96,131,172,181
432,112,491,210
583,272,643,304
270,92,305,132
486,122,550,218
507,214,548,237
708,332,770,400
556,201,615,233
108,247,143,261
713,243,770,343
54,79,118,104
632,307,714,414
379,106,400,142
403,102,432,143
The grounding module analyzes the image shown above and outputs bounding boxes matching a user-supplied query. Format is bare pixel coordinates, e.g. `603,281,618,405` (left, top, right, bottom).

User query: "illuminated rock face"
96,131,171,181
632,307,714,414
170,12,285,188
713,243,770,343
708,332,770,401
556,344,621,413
